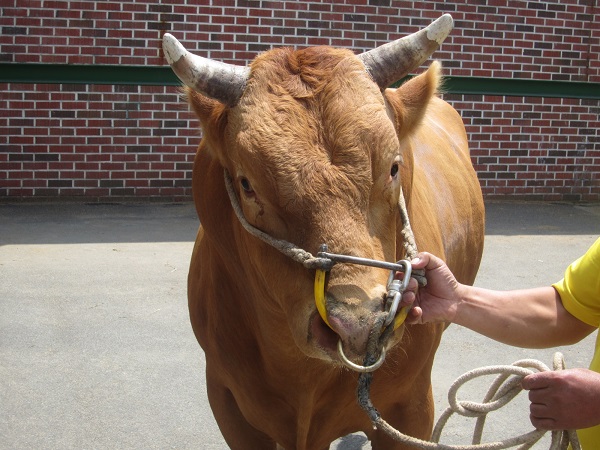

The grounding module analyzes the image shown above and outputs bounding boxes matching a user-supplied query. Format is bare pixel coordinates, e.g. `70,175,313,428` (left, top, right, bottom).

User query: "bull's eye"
390,162,399,178
240,177,254,195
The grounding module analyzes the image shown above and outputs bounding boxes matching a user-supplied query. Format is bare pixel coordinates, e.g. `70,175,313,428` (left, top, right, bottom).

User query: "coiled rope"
358,346,581,449
355,180,580,449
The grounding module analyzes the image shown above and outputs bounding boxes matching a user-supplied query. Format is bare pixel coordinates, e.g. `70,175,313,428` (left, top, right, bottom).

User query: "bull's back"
408,97,485,285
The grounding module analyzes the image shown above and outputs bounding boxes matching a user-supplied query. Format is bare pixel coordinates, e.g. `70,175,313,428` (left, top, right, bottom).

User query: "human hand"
400,252,464,324
522,368,600,430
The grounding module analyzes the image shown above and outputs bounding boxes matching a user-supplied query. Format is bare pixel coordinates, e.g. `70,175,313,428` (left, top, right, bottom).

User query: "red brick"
1,2,598,201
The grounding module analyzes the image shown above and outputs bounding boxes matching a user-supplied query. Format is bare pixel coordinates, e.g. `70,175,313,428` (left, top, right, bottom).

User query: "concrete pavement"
1,201,598,449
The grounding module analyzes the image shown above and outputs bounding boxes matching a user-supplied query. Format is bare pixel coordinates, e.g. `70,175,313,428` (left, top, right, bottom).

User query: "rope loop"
444,362,544,417
357,352,581,450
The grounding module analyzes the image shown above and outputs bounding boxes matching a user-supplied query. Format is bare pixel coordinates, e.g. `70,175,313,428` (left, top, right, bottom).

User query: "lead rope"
357,194,581,450
225,169,580,449
397,181,419,261
358,351,581,449
223,170,334,270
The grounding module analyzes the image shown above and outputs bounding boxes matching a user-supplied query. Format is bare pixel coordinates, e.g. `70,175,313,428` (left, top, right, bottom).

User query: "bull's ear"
385,61,441,140
186,87,228,155
186,87,225,127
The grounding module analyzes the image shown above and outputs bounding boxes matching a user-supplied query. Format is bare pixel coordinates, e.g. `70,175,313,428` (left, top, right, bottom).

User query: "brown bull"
163,14,484,450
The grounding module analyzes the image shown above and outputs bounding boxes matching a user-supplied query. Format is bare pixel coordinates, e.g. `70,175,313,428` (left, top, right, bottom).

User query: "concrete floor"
1,201,598,449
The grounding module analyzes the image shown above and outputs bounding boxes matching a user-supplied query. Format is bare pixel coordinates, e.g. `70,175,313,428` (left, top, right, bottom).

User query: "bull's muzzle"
314,249,412,331
313,246,413,372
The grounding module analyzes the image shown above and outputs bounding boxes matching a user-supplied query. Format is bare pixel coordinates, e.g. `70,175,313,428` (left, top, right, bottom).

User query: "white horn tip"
162,33,186,65
427,14,454,45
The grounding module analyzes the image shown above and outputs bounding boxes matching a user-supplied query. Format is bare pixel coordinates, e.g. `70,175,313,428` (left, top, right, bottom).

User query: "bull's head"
164,15,451,366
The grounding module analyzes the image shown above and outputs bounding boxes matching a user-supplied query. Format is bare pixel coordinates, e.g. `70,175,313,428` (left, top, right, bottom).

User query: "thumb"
410,252,429,270
521,372,548,391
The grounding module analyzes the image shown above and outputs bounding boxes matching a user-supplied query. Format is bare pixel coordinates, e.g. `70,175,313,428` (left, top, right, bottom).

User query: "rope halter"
223,169,424,372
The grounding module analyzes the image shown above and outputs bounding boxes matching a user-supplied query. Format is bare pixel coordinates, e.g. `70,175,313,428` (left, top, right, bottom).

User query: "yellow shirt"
553,237,600,449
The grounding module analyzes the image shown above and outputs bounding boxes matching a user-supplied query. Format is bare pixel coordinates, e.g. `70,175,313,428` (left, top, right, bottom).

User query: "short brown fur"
186,45,484,449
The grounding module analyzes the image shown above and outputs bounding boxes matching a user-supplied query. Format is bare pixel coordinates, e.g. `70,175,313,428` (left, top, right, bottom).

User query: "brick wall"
451,94,599,201
1,83,196,199
1,0,598,202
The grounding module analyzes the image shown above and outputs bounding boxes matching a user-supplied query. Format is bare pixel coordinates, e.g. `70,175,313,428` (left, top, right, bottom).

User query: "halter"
223,170,425,372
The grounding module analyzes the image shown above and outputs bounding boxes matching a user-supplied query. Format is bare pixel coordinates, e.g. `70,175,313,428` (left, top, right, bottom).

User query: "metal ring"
386,259,412,293
384,290,402,327
337,340,386,373
384,260,412,327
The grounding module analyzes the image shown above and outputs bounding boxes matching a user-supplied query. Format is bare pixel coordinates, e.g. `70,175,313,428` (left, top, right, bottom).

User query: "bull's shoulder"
416,96,470,158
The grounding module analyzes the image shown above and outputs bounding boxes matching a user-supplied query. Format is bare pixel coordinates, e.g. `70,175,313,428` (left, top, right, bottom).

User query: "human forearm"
453,285,583,348
405,252,594,348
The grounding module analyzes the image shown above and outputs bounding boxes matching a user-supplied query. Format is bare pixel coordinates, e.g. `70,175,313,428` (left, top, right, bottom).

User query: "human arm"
402,252,595,348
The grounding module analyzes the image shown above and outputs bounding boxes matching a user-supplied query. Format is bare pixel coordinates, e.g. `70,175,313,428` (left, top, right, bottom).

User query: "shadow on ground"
1,201,598,449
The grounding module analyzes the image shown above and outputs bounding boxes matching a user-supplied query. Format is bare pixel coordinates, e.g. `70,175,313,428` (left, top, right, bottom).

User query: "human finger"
405,275,419,292
405,306,423,325
529,397,562,431
526,388,550,406
529,402,551,418
529,414,556,431
410,253,428,270
400,289,415,306
521,372,551,391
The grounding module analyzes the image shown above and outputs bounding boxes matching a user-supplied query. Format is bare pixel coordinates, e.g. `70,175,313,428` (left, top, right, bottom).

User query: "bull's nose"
322,283,388,361
328,313,372,358
326,300,387,362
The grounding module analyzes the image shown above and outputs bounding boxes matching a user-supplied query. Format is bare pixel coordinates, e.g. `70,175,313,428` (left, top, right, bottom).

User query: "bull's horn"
358,14,453,89
162,33,250,107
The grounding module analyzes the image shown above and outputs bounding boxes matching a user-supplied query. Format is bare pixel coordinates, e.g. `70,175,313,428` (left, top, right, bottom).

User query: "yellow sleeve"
552,237,600,328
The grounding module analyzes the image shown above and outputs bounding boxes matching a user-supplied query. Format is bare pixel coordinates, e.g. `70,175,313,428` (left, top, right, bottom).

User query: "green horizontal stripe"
438,76,599,100
1,63,599,99
0,63,180,86
392,75,600,100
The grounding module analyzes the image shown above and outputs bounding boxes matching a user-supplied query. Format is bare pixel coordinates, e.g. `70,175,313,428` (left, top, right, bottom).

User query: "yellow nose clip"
314,269,330,328
313,261,412,332
392,304,411,330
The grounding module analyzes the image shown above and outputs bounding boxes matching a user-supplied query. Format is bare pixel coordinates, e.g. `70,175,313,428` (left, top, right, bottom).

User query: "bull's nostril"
327,313,373,359
310,312,339,353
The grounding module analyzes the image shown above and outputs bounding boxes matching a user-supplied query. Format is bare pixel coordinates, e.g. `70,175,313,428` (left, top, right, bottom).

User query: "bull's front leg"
368,389,435,450
205,368,278,450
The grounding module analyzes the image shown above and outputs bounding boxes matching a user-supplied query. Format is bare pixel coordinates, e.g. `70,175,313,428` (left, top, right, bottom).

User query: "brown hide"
186,46,484,449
